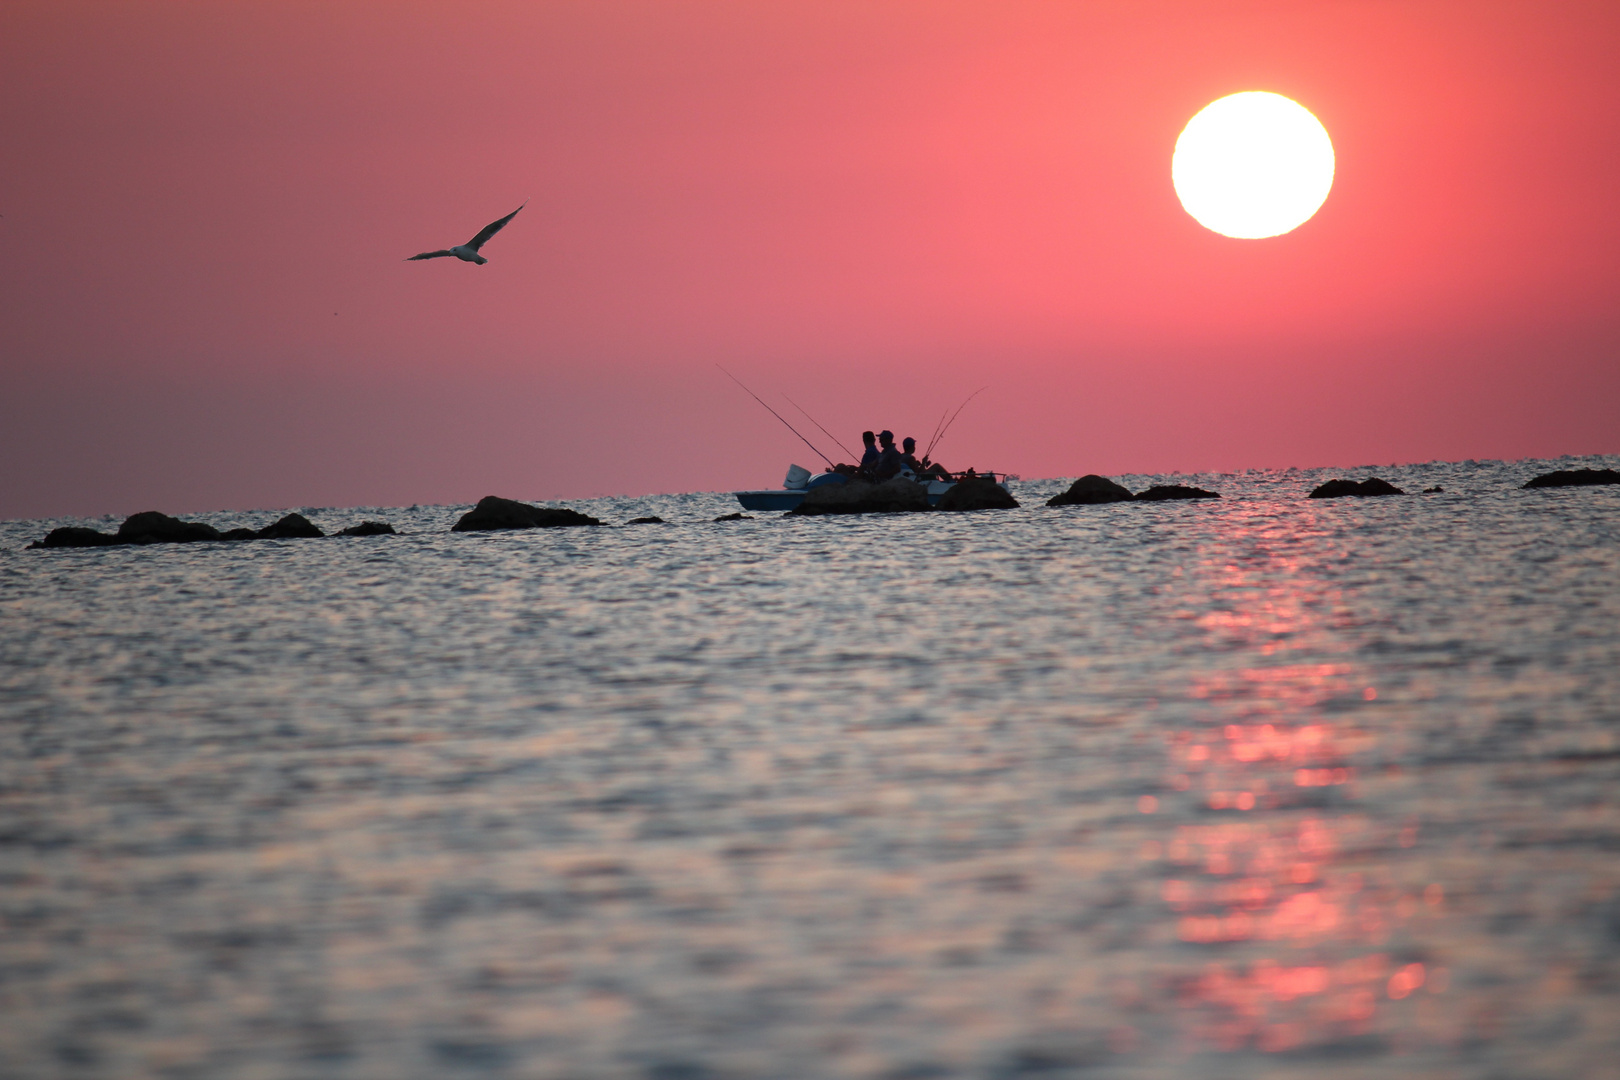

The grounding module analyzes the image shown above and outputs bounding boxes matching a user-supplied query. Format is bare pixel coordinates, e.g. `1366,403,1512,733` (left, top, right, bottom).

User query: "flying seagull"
407,202,525,264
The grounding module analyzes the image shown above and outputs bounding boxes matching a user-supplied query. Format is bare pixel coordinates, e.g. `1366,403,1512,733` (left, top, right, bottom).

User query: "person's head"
862,430,876,447
878,430,895,447
902,437,916,453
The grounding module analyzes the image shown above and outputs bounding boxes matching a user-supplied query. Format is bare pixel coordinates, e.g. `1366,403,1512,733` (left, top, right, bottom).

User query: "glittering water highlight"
2,457,1617,1079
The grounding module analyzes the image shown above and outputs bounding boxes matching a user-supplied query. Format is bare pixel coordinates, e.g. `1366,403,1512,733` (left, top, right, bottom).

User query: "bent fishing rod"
715,365,836,470
924,386,988,462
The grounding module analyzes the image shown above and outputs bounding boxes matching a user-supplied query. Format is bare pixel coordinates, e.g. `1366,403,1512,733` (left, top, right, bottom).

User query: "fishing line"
784,395,857,460
715,365,836,469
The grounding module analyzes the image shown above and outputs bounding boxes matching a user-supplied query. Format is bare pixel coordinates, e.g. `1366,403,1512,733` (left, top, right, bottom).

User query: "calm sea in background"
2,456,1617,1080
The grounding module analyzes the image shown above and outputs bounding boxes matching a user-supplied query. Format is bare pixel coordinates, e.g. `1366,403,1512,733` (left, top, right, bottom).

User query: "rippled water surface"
3,457,1618,1079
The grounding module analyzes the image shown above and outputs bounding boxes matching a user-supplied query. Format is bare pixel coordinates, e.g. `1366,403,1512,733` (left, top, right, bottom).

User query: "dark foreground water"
2,457,1618,1080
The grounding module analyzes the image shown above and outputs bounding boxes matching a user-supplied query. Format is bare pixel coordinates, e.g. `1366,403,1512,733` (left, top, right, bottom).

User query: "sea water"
1,457,1617,1080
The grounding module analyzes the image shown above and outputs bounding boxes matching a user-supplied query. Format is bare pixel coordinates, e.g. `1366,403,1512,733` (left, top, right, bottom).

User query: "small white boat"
734,465,1013,511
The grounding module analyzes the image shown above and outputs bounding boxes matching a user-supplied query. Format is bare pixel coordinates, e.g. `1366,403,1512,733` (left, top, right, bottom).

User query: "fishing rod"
925,386,988,462
784,395,857,460
715,365,836,469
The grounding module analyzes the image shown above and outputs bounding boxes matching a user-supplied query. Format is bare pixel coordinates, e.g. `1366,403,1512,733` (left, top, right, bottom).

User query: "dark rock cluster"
713,512,753,522
936,476,1020,512
1047,475,1132,506
451,496,602,531
789,477,932,516
28,510,396,549
1522,468,1620,489
626,516,666,525
1308,478,1404,499
1047,476,1220,506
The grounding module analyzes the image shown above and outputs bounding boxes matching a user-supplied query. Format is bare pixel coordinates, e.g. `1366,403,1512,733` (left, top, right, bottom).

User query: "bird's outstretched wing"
406,250,455,260
465,202,525,252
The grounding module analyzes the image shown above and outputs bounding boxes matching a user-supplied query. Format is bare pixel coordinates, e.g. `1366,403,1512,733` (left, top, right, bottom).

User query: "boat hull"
734,478,1006,512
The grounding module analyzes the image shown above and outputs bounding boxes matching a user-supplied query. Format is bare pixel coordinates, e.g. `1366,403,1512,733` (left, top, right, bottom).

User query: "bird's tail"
473,254,488,265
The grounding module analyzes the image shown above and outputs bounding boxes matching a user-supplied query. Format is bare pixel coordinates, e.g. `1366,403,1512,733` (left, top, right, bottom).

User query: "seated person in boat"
873,430,906,480
901,436,950,481
858,430,881,474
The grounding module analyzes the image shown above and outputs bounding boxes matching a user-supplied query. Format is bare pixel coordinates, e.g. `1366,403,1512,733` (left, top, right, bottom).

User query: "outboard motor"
783,464,812,490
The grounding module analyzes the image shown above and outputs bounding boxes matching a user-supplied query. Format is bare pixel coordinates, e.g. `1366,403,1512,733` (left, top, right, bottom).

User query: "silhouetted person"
858,430,880,473
901,436,949,480
874,430,905,480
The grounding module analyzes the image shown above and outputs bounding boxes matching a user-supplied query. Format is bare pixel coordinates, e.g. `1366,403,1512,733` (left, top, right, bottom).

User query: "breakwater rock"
118,511,223,544
1047,475,1132,506
1523,468,1620,489
29,526,121,549
258,513,324,539
937,476,1019,511
1135,484,1219,501
337,521,396,536
1308,478,1405,499
452,496,602,532
790,477,930,516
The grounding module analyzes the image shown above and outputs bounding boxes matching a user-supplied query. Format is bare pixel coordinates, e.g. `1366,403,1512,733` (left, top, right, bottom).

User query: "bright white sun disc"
1172,91,1334,239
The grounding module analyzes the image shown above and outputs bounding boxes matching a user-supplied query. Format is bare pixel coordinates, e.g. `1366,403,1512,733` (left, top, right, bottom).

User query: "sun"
1172,91,1334,239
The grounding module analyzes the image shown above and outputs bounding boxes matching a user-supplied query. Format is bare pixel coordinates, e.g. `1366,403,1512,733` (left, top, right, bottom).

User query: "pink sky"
2,1,1617,519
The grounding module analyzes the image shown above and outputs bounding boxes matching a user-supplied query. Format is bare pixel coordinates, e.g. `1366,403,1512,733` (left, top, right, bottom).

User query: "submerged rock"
1308,478,1405,499
790,476,931,516
936,476,1019,512
336,521,396,536
257,513,324,540
1135,484,1219,501
714,512,753,522
29,526,120,549
116,511,222,544
626,516,666,525
1523,468,1620,489
221,528,259,541
1423,486,1445,494
1047,475,1132,506
452,496,602,531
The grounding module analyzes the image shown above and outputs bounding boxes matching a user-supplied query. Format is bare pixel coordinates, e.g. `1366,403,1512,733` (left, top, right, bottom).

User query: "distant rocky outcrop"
713,512,753,522
1047,475,1132,506
221,528,259,541
257,513,324,539
1134,484,1219,501
28,526,121,549
1522,468,1620,489
336,521,396,536
452,496,602,531
789,476,931,515
936,476,1019,511
1308,478,1405,499
626,516,666,525
116,511,223,544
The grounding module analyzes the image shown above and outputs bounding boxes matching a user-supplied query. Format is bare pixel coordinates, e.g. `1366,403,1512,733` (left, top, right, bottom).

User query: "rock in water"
29,527,120,549
257,513,325,539
936,476,1019,511
1523,468,1620,489
336,521,396,536
713,512,753,521
1134,484,1220,501
1047,475,1132,506
790,477,931,516
221,528,259,541
116,511,223,545
626,516,666,525
452,496,603,531
1308,478,1405,499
